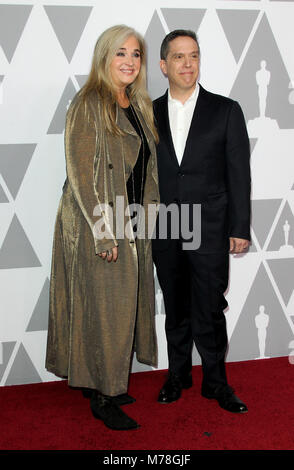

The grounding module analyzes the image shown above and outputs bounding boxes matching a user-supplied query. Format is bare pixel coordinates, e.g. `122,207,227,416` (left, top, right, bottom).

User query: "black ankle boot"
82,388,136,406
82,388,92,399
90,392,140,430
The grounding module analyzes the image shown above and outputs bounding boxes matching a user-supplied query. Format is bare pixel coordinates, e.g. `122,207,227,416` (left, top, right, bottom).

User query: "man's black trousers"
153,239,229,388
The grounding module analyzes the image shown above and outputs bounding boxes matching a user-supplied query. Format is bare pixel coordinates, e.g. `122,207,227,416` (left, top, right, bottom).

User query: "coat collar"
116,99,153,145
116,103,137,137
87,90,152,142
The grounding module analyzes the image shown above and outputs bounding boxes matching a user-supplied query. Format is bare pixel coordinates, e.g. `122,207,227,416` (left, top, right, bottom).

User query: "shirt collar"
168,82,199,106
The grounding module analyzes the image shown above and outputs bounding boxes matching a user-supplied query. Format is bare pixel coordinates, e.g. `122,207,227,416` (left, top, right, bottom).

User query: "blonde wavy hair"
79,24,158,142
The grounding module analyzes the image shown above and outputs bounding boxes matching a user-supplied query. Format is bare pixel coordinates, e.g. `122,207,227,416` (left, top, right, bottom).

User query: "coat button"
178,172,184,177
108,163,113,169
109,201,113,207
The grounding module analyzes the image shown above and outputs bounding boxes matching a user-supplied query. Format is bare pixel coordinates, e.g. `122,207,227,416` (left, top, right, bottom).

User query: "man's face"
160,36,200,94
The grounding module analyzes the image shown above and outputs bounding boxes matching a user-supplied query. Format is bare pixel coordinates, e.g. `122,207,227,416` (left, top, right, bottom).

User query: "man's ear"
160,59,167,76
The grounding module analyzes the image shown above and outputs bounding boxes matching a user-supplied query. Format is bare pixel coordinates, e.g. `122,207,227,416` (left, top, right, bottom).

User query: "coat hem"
135,356,157,368
45,364,68,380
46,364,130,396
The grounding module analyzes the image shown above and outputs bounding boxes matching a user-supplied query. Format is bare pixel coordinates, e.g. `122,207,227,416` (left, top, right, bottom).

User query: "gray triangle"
75,74,88,89
44,5,93,62
47,78,76,134
26,278,50,332
145,11,168,100
0,184,9,203
267,258,294,306
267,202,294,251
227,262,293,361
251,199,282,249
0,144,36,199
5,343,42,385
0,214,42,269
230,14,294,129
217,10,259,62
0,342,16,382
161,8,206,33
250,138,258,154
248,238,258,252
0,5,32,62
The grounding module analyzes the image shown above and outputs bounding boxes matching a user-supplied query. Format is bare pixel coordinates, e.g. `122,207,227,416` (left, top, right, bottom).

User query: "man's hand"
98,246,118,262
229,237,249,253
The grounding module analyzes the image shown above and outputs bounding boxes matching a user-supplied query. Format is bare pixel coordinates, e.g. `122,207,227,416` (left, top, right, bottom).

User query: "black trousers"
153,239,229,388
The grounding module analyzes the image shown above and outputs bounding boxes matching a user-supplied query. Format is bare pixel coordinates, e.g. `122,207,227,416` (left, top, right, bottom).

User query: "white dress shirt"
168,83,200,165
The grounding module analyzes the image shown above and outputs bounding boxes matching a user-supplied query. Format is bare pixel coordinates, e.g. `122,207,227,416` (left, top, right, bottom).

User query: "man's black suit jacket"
152,84,251,254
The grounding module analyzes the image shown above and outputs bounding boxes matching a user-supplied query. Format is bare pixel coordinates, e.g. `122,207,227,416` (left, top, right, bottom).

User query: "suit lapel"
155,91,179,168
156,86,210,168
180,84,209,168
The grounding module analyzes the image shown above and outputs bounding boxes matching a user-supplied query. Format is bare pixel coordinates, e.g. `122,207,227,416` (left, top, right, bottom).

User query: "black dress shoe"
82,389,136,406
201,384,248,413
90,392,140,430
158,372,193,404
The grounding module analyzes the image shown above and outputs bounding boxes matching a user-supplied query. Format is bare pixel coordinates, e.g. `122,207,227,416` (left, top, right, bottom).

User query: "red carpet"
1,357,294,451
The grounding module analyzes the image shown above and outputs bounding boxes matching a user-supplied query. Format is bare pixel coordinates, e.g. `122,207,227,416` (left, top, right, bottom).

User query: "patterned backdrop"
0,0,294,386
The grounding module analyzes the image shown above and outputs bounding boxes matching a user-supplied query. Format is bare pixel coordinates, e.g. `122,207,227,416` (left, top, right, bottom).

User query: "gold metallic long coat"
45,92,160,396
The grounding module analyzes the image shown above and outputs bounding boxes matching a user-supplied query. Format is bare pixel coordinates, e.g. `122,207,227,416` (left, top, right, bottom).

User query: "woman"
46,25,159,430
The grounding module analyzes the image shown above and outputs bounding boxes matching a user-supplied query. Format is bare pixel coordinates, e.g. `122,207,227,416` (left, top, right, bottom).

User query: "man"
152,30,251,413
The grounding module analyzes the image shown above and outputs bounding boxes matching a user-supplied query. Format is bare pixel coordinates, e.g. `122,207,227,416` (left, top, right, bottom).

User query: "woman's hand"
98,247,118,262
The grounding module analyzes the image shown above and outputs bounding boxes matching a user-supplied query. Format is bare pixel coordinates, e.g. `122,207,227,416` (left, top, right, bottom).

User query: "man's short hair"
160,29,200,60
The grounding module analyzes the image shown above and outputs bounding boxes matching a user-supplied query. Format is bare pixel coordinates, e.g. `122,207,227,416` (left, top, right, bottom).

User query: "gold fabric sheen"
45,91,160,396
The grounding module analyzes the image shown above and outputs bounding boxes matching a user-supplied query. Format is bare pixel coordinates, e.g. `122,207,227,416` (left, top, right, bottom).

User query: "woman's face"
110,35,141,91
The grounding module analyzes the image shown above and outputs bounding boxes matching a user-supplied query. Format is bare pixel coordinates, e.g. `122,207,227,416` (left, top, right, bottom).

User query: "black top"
123,106,150,206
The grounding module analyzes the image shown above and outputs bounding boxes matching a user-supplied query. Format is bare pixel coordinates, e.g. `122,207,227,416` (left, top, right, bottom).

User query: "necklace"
127,104,147,238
